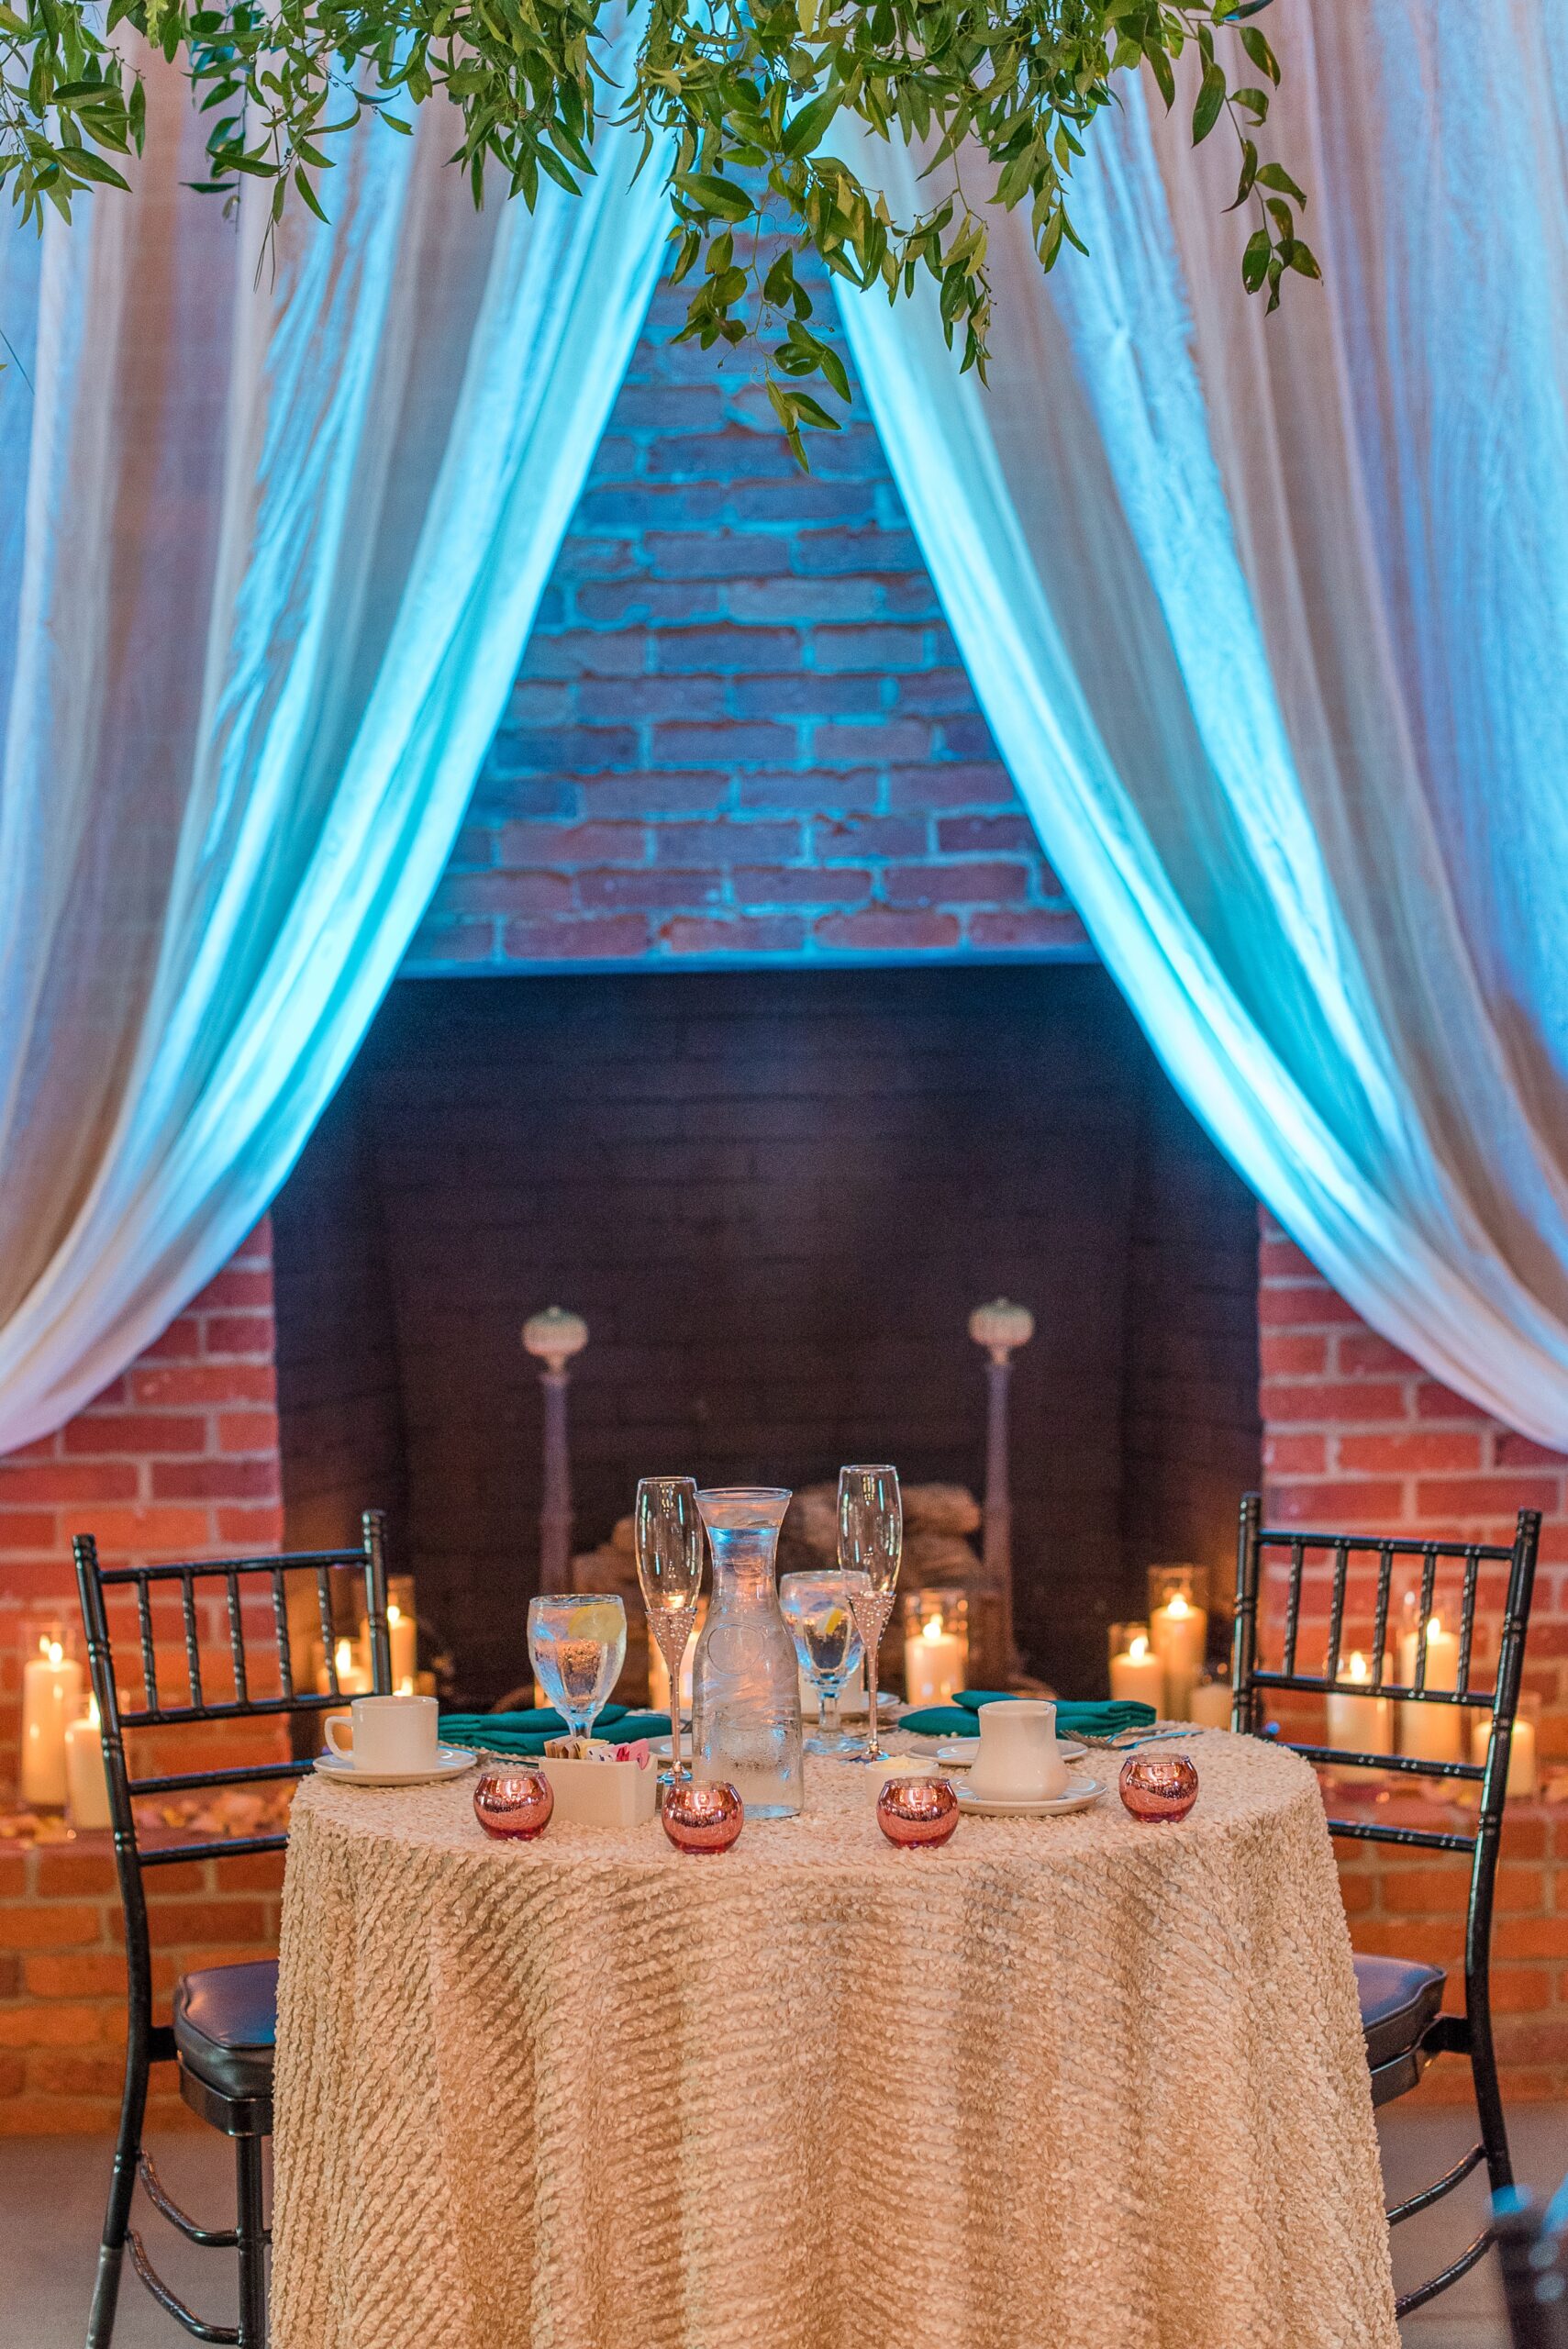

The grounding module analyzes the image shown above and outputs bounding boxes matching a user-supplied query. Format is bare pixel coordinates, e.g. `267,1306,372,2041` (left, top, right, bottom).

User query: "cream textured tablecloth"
272,1732,1397,2349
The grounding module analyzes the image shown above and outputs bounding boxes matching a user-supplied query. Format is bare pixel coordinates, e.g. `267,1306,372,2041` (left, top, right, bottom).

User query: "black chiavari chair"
73,1511,392,2349
1497,2171,1568,2348
1232,1493,1541,2319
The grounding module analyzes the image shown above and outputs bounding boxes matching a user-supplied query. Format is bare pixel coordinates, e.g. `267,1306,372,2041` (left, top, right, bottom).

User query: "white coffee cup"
969,1699,1070,1803
326,1693,439,1775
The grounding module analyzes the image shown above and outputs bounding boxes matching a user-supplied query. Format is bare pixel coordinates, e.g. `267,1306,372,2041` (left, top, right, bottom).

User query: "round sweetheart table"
272,1730,1397,2349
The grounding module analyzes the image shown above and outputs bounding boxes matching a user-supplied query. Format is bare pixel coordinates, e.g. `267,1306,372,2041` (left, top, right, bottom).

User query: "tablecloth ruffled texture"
272,1731,1397,2349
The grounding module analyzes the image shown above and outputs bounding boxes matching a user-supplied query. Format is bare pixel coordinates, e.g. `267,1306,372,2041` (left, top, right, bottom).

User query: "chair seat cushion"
172,1959,277,2102
1354,1952,1446,2073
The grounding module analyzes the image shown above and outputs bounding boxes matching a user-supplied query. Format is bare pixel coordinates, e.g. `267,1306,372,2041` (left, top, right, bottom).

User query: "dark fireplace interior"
272,964,1260,1704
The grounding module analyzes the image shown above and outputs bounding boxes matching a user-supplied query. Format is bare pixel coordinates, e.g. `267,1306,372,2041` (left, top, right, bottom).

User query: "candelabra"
968,1297,1034,1683
522,1308,588,1595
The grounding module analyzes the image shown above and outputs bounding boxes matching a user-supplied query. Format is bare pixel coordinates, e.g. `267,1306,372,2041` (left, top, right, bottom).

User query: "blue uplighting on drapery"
834,0,1568,1444
0,46,670,1452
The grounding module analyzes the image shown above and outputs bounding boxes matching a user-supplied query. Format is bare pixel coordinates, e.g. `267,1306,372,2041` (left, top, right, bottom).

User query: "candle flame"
46,1640,63,1667
1166,1593,1190,1620
387,1603,401,1627
397,1676,413,1697
87,1696,100,1730
335,1638,352,1675
922,1613,944,1642
1129,1633,1150,1663
1427,1616,1443,1642
1347,1651,1369,1684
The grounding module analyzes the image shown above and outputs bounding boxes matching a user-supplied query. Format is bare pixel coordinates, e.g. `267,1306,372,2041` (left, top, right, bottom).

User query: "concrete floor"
0,2107,1562,2347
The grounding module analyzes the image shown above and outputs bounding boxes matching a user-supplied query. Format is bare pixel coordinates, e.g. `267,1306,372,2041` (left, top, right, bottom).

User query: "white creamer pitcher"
970,1698,1070,1802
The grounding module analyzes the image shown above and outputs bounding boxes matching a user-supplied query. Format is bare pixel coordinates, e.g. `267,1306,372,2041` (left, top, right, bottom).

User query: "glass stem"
821,1687,841,1741
865,1642,882,1762
660,1628,685,1780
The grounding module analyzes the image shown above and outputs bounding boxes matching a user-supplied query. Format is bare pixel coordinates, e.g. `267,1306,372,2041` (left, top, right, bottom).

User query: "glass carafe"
691,1487,804,1819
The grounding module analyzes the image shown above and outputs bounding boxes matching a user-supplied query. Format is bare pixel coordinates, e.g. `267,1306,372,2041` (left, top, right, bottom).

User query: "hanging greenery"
0,0,1315,462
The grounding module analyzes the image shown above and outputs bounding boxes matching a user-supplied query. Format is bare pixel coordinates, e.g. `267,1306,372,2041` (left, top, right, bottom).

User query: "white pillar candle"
1149,1594,1208,1719
386,1604,417,1694
904,1609,967,1708
1187,1678,1235,1731
64,1701,112,1831
22,1639,83,1808
1327,1651,1393,1758
1473,1710,1538,1798
1398,1618,1464,1764
1109,1631,1165,1712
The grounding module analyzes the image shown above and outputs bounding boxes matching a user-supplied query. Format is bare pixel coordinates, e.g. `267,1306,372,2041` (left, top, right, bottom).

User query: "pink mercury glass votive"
876,1775,961,1848
473,1762,554,1839
1118,1753,1199,1823
662,1779,744,1854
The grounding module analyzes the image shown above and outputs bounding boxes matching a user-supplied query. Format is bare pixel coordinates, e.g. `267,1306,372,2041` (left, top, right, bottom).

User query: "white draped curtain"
0,39,669,1453
834,0,1568,1446
4,0,1567,1454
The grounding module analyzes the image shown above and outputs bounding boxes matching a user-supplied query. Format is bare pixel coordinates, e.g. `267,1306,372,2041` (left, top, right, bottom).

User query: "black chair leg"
235,2132,268,2348
1472,2001,1517,2198
86,2041,148,2349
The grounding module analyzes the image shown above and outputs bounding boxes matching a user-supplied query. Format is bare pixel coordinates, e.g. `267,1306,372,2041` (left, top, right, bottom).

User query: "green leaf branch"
0,0,1318,455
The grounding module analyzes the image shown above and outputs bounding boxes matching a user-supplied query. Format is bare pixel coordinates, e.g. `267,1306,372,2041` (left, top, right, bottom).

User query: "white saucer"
314,1745,476,1789
955,1776,1105,1818
934,1739,1085,1768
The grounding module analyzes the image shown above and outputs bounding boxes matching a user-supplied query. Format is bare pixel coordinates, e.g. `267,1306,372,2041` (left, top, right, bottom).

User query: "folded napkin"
441,1707,672,1757
898,1691,1156,1741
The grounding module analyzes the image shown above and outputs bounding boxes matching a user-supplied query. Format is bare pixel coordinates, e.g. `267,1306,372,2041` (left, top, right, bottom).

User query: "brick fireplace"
268,961,1262,1708
1,253,1565,2128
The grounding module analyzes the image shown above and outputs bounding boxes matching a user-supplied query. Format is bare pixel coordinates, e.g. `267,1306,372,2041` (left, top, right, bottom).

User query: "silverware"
1089,1727,1197,1753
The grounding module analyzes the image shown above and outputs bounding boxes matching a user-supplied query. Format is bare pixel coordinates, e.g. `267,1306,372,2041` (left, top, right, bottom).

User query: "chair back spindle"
75,1511,392,1959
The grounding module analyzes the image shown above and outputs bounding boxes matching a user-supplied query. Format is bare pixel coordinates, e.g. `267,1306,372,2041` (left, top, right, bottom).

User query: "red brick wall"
1259,1212,1568,2101
0,1222,285,2133
406,259,1085,974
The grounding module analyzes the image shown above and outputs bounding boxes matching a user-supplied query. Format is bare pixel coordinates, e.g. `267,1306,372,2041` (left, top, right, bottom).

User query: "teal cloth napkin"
897,1691,1156,1741
441,1707,672,1757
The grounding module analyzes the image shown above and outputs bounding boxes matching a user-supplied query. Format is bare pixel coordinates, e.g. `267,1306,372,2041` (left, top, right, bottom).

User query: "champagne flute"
528,1594,627,1744
634,1475,705,1783
838,1464,902,1762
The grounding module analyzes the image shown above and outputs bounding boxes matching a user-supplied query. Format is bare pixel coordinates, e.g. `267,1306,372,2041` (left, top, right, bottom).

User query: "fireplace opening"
271,963,1260,1705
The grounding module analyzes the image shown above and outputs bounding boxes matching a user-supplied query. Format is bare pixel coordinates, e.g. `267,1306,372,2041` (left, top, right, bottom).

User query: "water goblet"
779,1570,867,1755
838,1464,902,1763
635,1475,705,1785
527,1593,627,1745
